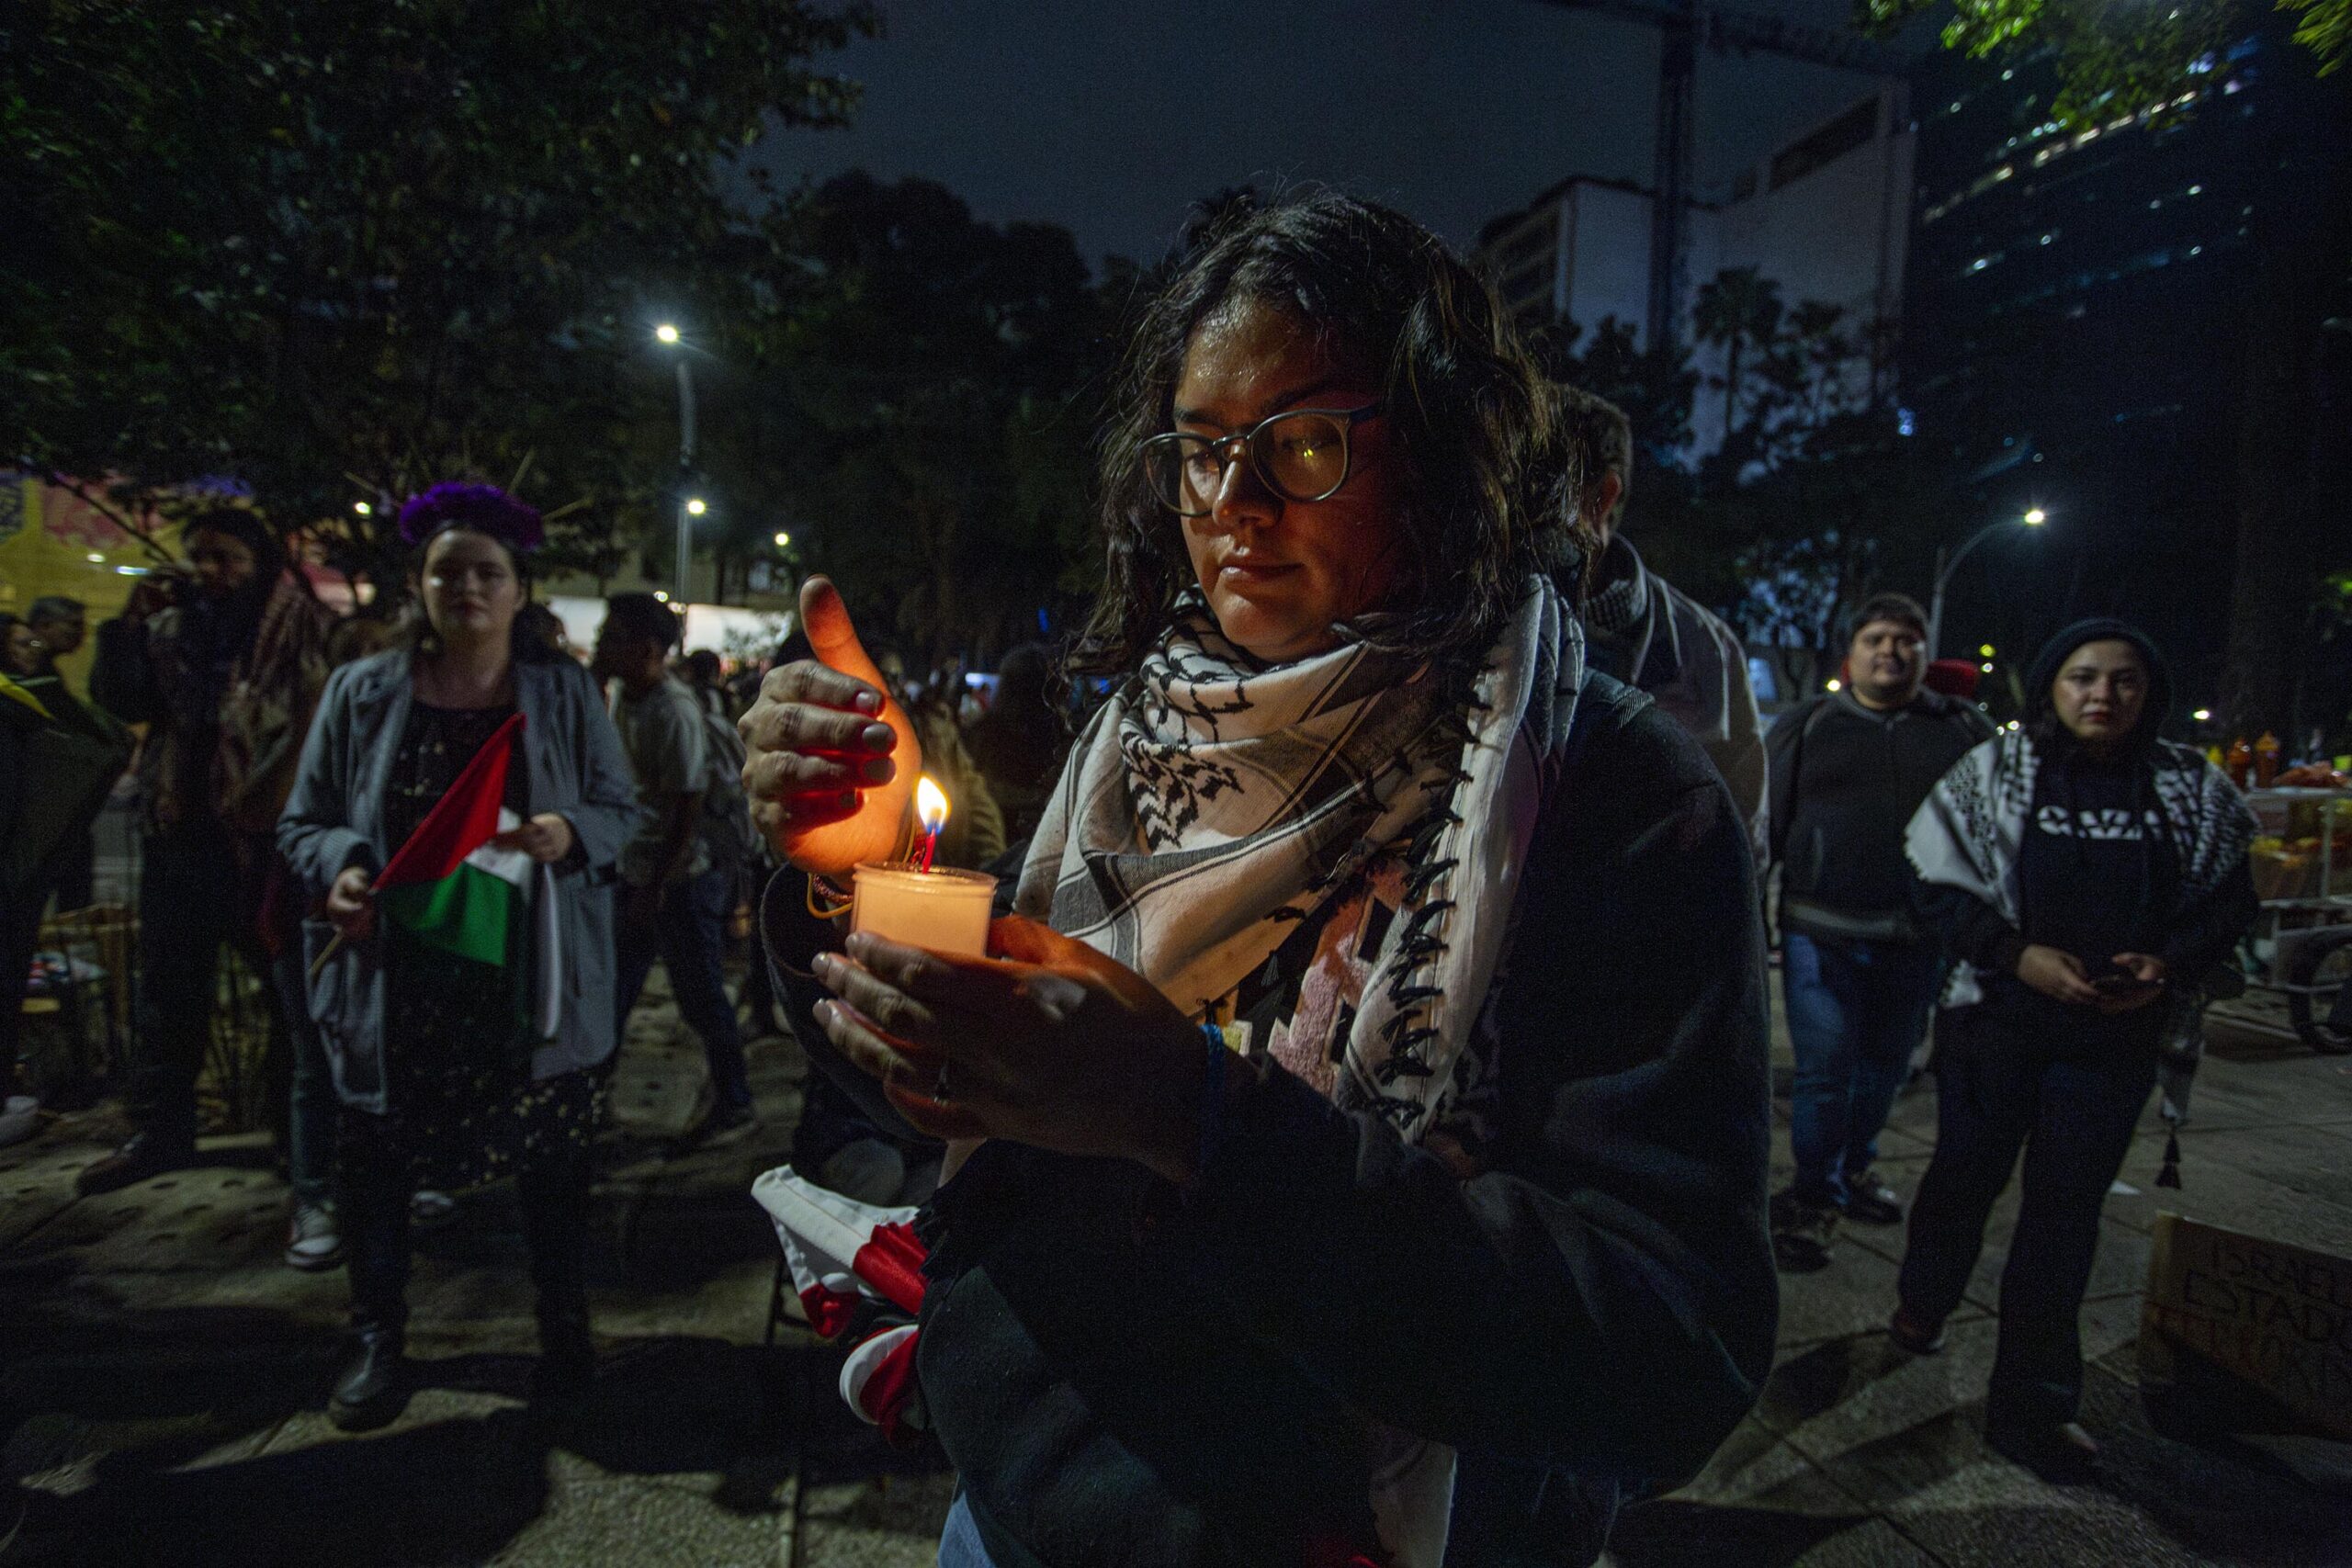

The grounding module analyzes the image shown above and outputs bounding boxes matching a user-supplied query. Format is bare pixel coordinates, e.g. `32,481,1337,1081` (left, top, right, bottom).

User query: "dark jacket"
92,572,334,838
765,673,1776,1567
1767,686,1993,942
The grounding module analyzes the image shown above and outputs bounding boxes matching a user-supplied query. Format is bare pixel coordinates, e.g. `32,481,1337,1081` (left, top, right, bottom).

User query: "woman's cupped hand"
739,577,921,882
811,915,1208,1184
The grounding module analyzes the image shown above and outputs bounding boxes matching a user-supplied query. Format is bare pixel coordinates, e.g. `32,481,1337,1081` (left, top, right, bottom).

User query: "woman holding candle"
745,194,1774,1568
279,484,641,1432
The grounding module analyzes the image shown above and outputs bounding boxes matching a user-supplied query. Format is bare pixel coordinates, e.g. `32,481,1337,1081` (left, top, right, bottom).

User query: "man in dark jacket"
1765,592,1994,1267
78,509,334,1196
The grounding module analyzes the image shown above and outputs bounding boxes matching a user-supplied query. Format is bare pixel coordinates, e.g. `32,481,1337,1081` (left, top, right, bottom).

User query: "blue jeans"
614,865,752,1111
1783,931,1942,1208
937,1493,996,1566
1897,1011,2154,1427
272,949,338,1206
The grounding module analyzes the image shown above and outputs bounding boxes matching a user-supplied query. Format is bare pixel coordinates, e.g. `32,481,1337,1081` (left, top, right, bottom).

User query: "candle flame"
916,776,949,834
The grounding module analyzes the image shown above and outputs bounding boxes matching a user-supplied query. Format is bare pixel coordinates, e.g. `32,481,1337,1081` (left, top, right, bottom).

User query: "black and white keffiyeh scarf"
1905,729,2256,1133
1018,578,1582,1145
1015,580,1579,1566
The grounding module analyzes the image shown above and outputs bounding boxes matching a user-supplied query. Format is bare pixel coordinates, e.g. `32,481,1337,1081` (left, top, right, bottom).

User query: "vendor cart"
2240,786,2352,1052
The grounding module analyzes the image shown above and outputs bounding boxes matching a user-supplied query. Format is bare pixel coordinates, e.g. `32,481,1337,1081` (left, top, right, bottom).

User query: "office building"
1476,83,1914,456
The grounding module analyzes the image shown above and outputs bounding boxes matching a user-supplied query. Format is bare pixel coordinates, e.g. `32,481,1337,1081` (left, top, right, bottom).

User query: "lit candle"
850,777,997,957
917,776,946,871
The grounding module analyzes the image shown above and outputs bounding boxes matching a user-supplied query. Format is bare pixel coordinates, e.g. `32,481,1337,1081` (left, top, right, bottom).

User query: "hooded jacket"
1906,618,2258,1051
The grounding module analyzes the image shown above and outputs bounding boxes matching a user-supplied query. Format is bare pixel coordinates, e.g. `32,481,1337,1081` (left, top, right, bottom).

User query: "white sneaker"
285,1201,345,1271
409,1190,458,1231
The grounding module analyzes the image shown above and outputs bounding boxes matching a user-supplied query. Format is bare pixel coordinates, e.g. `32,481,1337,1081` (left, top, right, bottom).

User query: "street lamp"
655,323,698,599
773,531,791,548
686,497,707,517
1928,507,2048,659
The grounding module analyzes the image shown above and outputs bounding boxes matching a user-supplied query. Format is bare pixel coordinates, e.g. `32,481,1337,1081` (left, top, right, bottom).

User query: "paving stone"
2098,1140,2352,1257
797,1468,958,1566
1774,1231,1989,1352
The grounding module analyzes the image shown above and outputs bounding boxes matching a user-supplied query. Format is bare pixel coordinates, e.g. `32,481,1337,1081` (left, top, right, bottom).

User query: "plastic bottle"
2226,737,2253,789
2255,732,2281,788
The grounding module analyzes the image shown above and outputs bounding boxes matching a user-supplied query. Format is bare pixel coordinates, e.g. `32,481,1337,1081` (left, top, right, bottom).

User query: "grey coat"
277,649,643,1112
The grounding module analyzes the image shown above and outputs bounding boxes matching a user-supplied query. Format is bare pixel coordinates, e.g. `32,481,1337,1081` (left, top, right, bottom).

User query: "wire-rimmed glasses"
1140,404,1385,517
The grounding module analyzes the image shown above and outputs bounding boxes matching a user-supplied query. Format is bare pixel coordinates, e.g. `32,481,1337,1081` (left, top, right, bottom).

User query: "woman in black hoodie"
1896,618,2256,1473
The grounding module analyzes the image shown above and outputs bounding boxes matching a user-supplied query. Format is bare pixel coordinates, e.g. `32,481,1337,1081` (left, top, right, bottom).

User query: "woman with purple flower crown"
278,485,642,1431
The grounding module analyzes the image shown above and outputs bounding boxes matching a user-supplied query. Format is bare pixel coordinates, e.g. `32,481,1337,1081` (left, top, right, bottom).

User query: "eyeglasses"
1140,403,1384,517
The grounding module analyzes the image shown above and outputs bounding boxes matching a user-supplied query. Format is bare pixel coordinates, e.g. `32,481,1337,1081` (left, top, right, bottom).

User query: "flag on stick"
374,710,529,964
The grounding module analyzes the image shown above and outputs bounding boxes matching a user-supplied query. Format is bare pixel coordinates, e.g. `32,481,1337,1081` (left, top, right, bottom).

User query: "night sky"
747,0,1925,267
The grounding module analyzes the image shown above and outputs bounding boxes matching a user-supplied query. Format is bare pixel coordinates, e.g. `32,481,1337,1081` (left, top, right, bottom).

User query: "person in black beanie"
1895,617,2256,1475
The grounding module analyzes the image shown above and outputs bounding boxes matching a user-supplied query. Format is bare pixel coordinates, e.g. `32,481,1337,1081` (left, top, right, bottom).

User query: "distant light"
2023,507,2048,525
354,501,371,515
1826,678,1843,693
2187,184,2202,195
2193,707,2212,722
1896,407,1917,437
2040,233,2054,245
773,531,791,547
1980,644,1996,658
655,322,680,344
85,551,105,563
2006,720,2021,731
654,591,670,603
114,566,143,576
1981,661,1996,673
2188,246,2203,256
684,497,707,516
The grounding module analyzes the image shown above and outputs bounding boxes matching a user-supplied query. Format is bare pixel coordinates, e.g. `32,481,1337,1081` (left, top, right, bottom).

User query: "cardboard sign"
2139,1212,2352,1440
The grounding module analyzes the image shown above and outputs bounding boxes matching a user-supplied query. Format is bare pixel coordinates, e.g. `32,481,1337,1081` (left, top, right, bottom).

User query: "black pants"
1896,1010,2154,1428
339,1107,594,1337
130,829,276,1135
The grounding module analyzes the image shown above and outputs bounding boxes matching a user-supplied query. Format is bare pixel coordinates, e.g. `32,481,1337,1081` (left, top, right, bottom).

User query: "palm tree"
1692,267,1785,443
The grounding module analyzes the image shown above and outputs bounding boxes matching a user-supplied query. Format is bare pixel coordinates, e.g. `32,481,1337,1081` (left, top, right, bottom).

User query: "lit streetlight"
353,501,372,516
1928,507,2051,659
773,531,791,548
685,497,707,517
654,322,699,598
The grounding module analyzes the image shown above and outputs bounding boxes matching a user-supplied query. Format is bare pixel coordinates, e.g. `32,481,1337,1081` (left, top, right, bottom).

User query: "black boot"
75,1125,198,1197
531,1307,596,1405
520,1145,596,1406
328,1325,410,1431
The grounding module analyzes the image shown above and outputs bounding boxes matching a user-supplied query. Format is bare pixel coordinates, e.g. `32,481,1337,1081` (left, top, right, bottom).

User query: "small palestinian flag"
374,710,530,965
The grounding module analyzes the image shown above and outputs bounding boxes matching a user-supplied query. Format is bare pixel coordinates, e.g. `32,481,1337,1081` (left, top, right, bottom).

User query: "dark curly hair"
1071,192,1581,677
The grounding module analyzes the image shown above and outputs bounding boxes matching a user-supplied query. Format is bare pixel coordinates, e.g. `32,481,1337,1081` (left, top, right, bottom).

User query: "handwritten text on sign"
2140,1212,2352,1439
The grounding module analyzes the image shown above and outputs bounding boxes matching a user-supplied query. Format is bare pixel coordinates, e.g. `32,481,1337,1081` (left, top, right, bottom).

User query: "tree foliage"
740,173,1120,666
1858,0,2345,122
1,0,876,582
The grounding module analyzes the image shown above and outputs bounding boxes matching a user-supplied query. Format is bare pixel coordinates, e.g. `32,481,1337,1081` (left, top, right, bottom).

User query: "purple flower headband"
396,482,545,553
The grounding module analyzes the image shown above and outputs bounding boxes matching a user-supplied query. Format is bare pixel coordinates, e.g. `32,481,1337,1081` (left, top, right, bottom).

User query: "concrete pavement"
2,976,2347,1564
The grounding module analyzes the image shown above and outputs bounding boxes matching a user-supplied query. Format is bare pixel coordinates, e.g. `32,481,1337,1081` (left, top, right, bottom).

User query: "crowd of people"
0,190,2267,1567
